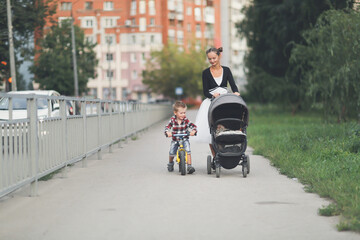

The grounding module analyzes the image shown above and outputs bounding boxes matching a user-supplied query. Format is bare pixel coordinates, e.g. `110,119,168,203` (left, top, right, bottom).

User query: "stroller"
206,94,249,178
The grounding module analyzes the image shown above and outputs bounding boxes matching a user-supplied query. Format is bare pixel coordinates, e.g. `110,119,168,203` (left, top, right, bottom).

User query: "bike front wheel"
179,151,186,175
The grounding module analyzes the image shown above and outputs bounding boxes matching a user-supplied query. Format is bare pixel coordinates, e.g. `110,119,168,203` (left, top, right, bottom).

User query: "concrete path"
0,110,359,240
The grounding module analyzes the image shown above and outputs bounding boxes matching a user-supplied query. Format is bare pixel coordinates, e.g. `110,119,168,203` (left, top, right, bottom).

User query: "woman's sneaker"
167,162,174,172
187,166,195,174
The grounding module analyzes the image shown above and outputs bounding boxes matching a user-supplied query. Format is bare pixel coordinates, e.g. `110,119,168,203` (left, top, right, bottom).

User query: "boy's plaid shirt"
164,115,197,141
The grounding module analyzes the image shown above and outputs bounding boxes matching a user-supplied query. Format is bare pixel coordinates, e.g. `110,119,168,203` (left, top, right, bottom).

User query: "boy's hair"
173,101,187,112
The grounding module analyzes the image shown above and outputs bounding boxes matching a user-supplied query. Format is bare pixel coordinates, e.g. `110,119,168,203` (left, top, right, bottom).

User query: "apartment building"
221,0,248,90
52,0,221,101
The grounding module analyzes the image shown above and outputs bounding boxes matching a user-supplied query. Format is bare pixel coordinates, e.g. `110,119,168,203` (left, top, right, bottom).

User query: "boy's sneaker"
187,166,195,174
167,162,174,172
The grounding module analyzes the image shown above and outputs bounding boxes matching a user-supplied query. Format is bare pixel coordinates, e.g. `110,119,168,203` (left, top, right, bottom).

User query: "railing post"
97,100,102,160
8,97,13,120
81,100,87,167
117,102,122,148
109,101,113,153
59,99,68,178
124,102,128,144
28,96,38,197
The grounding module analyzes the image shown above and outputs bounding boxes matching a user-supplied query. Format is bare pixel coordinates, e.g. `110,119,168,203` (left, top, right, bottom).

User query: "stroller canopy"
208,94,249,129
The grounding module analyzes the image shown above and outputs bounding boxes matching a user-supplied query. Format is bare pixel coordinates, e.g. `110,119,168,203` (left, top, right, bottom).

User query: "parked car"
0,90,61,120
66,100,75,115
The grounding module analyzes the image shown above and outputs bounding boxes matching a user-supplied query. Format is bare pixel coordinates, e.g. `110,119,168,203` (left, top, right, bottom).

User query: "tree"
30,21,98,96
237,0,354,112
143,43,207,99
0,0,56,90
290,10,360,122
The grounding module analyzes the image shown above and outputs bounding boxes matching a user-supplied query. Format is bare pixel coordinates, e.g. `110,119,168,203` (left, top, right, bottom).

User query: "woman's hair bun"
206,47,223,56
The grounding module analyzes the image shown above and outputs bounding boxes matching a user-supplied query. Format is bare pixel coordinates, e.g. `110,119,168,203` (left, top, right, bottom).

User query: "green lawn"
247,105,360,232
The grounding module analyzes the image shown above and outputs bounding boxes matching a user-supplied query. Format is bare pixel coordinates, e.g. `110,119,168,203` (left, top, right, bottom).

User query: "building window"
122,88,127,100
132,70,138,79
132,35,136,44
103,88,116,99
177,21,183,28
131,0,137,15
196,24,202,37
58,17,72,26
139,0,146,14
139,18,146,31
187,7,192,15
195,7,201,21
131,18,136,25
150,18,155,26
104,18,114,28
105,35,115,45
176,0,184,13
86,35,95,43
107,70,114,78
141,35,145,47
130,53,137,63
60,2,72,11
81,17,95,28
149,0,156,15
104,1,113,10
89,88,97,98
85,1,93,10
206,0,213,6
177,30,184,45
106,53,113,61
142,52,146,62
150,35,155,43
84,19,93,28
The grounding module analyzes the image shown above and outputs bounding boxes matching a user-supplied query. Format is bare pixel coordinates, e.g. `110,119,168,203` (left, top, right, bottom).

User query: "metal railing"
0,93,172,198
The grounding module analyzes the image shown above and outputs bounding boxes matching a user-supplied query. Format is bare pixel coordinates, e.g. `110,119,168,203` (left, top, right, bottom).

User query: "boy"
165,101,197,174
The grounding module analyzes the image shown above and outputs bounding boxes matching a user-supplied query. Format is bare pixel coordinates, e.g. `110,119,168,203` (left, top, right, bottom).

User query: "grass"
131,135,138,141
247,104,360,232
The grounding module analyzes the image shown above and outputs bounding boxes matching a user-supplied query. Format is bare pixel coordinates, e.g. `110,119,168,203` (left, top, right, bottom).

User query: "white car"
0,90,61,120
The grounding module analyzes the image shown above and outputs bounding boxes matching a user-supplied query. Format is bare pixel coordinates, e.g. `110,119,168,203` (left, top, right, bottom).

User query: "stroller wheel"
242,165,248,178
215,165,221,178
207,155,212,174
246,155,250,174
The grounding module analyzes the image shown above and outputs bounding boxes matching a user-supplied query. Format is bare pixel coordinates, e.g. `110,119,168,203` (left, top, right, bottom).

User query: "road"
0,110,359,240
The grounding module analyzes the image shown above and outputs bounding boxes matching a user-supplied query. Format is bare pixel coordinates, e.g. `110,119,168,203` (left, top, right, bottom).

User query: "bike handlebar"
173,133,189,137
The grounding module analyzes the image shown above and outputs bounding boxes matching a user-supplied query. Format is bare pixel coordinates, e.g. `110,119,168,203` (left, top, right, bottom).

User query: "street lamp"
6,0,17,91
71,2,79,97
107,37,112,100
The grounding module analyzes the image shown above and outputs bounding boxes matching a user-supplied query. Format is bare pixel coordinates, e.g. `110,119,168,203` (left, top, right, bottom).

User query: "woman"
193,47,240,157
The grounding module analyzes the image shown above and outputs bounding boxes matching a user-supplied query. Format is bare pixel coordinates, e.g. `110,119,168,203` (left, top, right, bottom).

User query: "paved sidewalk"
0,110,359,240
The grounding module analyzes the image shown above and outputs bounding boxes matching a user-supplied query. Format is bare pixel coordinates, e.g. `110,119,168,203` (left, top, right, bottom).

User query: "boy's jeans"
169,140,191,157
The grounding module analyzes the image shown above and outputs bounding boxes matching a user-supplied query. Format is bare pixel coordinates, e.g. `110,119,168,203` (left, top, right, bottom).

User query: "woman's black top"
202,66,239,99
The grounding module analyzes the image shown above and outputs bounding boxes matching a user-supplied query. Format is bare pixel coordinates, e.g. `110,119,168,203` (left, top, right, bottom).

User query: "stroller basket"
218,145,243,158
